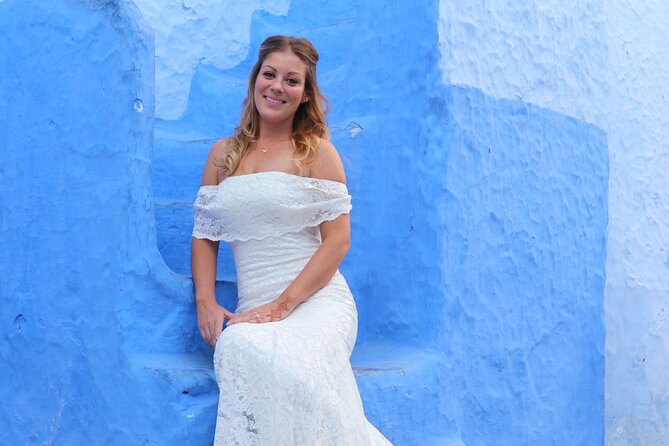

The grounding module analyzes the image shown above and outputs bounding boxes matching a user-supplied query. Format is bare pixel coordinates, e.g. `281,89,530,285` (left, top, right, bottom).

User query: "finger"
228,315,246,325
229,313,255,325
201,326,214,345
213,320,224,342
209,324,220,346
204,325,215,347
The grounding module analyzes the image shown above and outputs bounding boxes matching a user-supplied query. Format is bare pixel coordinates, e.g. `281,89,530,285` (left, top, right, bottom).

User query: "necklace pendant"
261,148,268,153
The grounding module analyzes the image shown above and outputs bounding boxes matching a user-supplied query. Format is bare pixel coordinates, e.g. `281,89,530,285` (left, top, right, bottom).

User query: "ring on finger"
254,312,260,322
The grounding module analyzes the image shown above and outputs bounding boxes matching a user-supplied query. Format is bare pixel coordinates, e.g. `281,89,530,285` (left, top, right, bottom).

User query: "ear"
301,96,309,103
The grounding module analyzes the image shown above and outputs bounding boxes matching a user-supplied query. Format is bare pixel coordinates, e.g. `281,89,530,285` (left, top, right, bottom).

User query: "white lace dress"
192,171,393,446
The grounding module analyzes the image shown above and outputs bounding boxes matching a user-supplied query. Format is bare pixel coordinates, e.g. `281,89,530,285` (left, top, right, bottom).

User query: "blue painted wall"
442,87,607,444
0,0,157,442
0,0,607,445
0,1,212,444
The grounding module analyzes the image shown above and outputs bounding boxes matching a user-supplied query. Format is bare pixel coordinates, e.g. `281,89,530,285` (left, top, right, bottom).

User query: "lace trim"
192,171,352,242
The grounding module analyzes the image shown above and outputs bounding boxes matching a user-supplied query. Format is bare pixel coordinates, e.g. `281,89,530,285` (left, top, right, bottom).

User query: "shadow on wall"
0,0,607,445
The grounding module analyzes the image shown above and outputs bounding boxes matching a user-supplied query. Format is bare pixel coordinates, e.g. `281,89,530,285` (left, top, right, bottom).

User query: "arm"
192,139,234,347
228,140,350,325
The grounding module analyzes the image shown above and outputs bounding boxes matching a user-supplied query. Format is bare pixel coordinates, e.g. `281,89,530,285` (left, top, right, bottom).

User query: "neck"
258,120,293,142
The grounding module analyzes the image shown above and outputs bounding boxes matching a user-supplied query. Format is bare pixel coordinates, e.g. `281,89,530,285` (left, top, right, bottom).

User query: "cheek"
292,87,306,102
254,76,268,93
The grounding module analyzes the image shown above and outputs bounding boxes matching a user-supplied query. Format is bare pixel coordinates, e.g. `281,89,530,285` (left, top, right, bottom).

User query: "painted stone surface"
146,0,609,444
0,0,613,445
604,1,669,443
437,1,669,443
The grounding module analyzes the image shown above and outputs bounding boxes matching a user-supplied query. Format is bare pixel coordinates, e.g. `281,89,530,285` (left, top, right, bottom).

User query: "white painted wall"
439,1,669,443
132,0,290,119
438,0,607,127
604,0,669,443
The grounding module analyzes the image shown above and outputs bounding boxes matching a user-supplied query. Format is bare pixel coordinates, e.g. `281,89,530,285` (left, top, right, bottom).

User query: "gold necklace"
257,139,291,153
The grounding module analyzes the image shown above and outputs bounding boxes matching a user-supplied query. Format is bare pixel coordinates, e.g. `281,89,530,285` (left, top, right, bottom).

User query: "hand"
228,298,297,326
196,299,234,348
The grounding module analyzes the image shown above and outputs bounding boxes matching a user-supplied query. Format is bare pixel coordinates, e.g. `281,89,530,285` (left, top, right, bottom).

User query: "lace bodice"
192,171,353,312
192,171,352,242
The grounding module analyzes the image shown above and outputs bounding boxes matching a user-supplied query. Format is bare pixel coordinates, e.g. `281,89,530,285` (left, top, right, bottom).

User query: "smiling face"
253,50,308,129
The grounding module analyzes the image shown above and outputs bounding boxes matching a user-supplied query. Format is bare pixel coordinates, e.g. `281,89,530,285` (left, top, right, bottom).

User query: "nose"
269,77,283,93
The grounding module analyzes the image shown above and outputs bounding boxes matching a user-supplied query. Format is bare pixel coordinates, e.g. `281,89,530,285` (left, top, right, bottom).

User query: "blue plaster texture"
1,0,607,445
441,87,607,444
150,1,608,444
0,1,210,443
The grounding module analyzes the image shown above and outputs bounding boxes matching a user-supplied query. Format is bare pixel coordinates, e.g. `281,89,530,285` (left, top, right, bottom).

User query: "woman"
191,35,392,445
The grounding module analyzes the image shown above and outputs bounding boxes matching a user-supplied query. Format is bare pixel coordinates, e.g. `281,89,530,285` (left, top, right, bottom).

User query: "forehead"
261,51,307,76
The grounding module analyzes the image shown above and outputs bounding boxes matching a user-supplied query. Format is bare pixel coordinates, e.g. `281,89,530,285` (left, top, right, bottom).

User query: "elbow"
323,235,349,259
341,236,350,255
335,235,350,259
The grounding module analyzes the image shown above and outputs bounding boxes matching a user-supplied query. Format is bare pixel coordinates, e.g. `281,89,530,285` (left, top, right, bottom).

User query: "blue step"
129,353,219,443
351,344,458,445
130,344,457,445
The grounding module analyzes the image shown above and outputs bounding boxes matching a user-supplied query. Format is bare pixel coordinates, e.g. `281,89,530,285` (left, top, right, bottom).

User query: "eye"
285,77,300,87
262,71,275,79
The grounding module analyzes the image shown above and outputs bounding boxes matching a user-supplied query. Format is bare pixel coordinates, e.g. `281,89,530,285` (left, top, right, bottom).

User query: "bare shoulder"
310,139,346,184
201,137,230,186
209,137,231,159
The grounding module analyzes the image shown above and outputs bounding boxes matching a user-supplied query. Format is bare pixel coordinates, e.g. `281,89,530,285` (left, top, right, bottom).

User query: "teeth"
265,96,285,104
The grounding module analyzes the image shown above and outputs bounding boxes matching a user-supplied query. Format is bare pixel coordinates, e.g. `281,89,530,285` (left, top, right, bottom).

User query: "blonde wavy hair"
219,35,330,175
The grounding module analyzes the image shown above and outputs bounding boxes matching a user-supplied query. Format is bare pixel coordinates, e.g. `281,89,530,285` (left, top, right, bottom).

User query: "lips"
264,95,287,104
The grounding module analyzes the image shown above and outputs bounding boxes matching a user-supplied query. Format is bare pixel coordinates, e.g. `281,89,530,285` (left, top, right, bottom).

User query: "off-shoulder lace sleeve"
192,172,352,242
